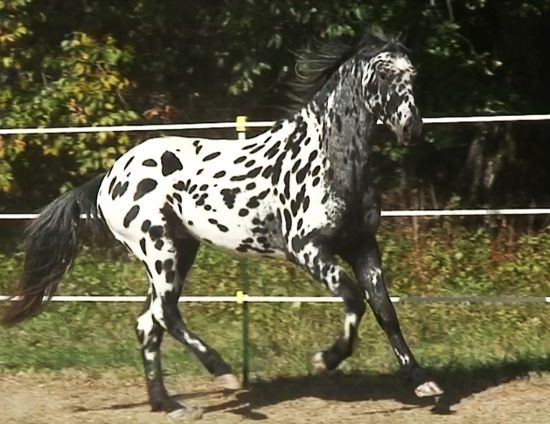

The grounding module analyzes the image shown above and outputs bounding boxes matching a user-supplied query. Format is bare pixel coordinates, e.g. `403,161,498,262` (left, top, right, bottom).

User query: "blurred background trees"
1,0,549,215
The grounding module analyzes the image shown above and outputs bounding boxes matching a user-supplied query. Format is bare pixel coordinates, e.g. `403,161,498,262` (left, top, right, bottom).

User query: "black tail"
1,173,107,326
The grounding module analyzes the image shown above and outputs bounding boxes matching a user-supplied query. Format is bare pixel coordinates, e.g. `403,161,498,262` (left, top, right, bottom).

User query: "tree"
1,0,549,212
0,1,137,198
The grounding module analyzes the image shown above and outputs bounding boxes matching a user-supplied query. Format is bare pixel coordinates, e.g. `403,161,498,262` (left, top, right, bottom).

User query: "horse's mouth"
397,128,422,146
397,133,415,146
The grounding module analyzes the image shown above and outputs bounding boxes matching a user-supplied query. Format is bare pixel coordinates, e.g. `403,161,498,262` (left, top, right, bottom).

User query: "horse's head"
363,48,422,145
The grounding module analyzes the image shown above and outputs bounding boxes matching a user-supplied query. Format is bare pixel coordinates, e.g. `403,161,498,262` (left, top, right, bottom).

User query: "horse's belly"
187,222,286,258
176,195,286,258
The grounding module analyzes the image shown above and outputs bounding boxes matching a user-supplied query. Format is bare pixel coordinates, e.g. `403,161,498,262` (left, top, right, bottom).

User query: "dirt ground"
1,370,549,424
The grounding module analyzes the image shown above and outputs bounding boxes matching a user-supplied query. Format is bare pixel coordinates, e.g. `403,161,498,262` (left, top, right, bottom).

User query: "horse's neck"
308,66,376,199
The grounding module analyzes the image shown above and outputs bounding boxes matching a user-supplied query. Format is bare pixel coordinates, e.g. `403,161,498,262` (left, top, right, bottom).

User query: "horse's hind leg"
134,226,236,418
160,236,239,390
136,294,183,413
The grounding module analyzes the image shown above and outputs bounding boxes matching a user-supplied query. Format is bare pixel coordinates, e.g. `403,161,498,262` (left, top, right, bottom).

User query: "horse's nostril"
403,118,413,136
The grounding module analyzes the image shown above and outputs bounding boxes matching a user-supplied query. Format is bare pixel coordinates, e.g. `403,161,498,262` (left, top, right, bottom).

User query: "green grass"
0,226,549,380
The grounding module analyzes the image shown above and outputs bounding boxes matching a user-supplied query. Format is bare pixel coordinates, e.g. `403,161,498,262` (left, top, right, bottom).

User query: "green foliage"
0,1,138,194
1,1,550,207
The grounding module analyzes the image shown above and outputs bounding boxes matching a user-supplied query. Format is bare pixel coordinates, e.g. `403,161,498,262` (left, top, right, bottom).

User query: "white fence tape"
0,295,548,304
2,209,550,221
0,114,549,135
1,115,548,305
1,114,549,221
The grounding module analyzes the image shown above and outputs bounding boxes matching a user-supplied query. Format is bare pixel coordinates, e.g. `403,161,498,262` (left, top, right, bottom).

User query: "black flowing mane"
289,31,406,108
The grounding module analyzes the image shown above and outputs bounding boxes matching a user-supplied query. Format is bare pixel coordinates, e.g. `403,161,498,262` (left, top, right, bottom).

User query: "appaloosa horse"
2,32,442,420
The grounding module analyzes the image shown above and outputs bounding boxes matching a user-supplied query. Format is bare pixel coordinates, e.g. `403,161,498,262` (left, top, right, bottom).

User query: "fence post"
236,115,247,140
236,115,250,387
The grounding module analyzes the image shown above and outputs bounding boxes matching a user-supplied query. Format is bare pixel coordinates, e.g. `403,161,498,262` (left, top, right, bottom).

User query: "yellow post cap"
236,116,248,132
236,290,245,304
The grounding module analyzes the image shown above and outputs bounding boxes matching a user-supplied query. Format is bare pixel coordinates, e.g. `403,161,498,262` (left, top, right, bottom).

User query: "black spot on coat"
134,178,158,200
247,198,259,208
283,209,292,233
161,151,183,176
108,177,117,195
221,188,239,209
173,181,186,191
141,220,151,232
139,238,147,255
123,156,135,170
203,152,221,161
231,166,262,182
123,205,140,228
264,141,281,159
142,159,157,167
149,226,164,240
296,163,310,184
111,181,129,200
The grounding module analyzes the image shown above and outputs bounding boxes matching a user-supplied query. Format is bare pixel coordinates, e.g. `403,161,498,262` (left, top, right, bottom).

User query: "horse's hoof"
215,373,241,391
415,381,444,398
312,352,327,371
167,405,204,422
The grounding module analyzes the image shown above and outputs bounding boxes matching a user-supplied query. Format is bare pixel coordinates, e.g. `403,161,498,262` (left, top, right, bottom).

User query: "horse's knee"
350,293,367,317
136,309,163,348
136,310,154,342
338,277,367,317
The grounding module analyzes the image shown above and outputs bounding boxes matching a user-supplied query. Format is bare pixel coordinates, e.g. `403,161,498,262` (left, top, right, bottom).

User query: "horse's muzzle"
398,116,423,145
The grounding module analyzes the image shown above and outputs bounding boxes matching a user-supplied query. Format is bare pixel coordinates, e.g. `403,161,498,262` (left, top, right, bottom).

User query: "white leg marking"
136,310,154,337
143,349,156,363
326,269,340,292
150,297,166,327
344,313,358,340
167,405,204,421
136,310,159,379
393,347,410,366
415,381,444,397
183,331,207,353
368,268,382,286
312,351,326,371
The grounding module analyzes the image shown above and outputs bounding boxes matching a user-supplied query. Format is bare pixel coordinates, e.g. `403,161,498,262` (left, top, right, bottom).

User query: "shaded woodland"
1,1,549,217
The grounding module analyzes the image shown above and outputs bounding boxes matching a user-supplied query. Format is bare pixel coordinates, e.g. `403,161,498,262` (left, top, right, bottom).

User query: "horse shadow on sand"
88,356,549,420
202,356,550,419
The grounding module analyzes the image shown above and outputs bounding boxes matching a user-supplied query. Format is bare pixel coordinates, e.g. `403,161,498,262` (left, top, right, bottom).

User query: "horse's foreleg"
347,235,443,398
295,243,366,371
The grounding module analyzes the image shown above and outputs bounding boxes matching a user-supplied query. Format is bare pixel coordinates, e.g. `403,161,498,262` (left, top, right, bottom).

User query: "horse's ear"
357,28,393,53
369,26,386,40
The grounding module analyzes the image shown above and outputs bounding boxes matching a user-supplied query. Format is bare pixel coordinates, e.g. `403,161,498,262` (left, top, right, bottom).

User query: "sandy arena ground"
1,370,549,423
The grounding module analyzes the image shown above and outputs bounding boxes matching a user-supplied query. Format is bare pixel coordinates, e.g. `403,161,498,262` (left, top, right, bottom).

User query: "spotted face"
363,51,422,145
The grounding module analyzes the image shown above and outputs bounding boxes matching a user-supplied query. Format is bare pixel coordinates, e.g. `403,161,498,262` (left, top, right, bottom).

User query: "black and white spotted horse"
2,33,442,420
